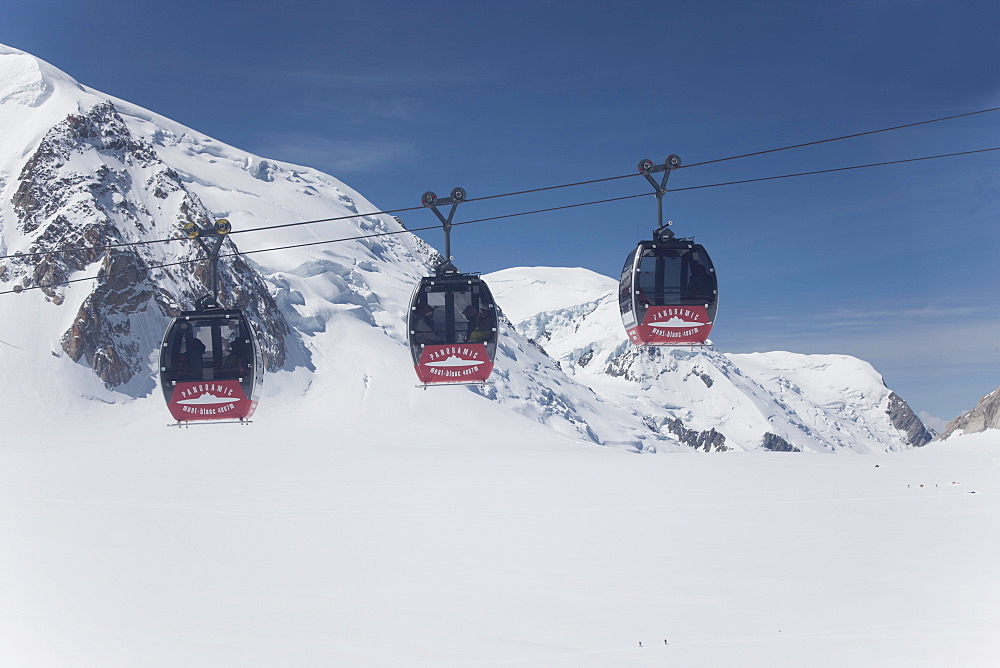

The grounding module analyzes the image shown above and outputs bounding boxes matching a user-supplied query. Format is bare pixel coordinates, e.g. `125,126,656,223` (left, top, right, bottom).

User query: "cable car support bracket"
637,154,682,241
421,187,467,274
182,218,234,306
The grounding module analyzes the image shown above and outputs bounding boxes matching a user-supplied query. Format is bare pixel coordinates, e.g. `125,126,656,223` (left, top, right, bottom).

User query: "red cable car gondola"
619,155,719,345
160,298,263,422
159,219,263,423
408,273,498,384
407,188,500,386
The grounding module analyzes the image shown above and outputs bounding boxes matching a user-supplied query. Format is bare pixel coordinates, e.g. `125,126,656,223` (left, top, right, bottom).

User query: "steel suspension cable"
682,106,1000,169
3,106,998,263
5,145,997,297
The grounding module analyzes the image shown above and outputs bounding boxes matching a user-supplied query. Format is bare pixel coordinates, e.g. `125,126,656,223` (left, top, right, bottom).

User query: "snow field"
2,398,997,666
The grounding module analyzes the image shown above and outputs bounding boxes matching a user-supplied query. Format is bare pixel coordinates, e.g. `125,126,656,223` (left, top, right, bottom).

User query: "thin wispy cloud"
802,304,993,329
203,61,482,125
727,314,1000,366
721,296,1000,420
258,134,419,174
745,299,996,328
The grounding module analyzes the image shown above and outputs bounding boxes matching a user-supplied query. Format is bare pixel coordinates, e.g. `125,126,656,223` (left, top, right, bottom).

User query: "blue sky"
5,0,999,423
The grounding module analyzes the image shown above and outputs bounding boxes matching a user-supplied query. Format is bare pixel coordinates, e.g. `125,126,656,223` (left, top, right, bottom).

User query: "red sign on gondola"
627,305,713,345
166,380,257,422
415,343,494,384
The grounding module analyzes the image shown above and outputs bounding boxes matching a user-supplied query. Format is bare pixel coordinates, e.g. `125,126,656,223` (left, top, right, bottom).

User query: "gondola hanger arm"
421,187,467,274
182,219,234,302
638,154,682,194
638,155,681,239
421,187,467,228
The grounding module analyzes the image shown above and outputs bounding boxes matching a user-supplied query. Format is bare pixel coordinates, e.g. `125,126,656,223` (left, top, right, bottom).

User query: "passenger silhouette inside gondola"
184,336,206,380
462,305,492,343
413,304,442,344
223,332,249,379
684,263,714,302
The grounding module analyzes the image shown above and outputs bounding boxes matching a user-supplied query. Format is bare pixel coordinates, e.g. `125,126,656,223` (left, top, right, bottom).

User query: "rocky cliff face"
935,388,1000,440
662,416,730,452
886,392,933,446
3,100,297,393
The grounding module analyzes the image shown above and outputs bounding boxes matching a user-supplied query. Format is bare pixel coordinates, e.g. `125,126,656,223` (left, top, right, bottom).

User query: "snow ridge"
0,43,930,454
490,267,931,453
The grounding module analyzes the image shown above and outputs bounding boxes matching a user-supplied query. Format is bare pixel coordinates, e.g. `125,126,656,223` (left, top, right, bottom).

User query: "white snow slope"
2,403,998,666
0,43,676,454
0,43,926,455
489,267,925,453
2,44,994,666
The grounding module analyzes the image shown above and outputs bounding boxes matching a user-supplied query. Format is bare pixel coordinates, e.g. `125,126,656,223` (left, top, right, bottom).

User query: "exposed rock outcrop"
6,101,301,392
935,387,1000,440
761,432,800,452
663,417,730,452
886,392,933,447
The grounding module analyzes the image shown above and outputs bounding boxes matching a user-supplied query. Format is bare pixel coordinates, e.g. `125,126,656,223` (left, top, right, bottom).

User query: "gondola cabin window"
412,282,496,347
619,249,637,326
163,318,249,383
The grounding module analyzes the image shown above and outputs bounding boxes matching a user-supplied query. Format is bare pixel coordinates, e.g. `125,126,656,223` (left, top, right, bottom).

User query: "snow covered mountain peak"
936,386,1000,440
487,266,617,322
488,267,933,453
0,45,932,454
0,43,82,107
